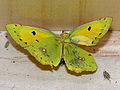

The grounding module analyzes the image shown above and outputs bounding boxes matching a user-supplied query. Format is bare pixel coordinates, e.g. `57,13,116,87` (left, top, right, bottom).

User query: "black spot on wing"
32,31,36,35
36,39,39,42
19,38,22,41
92,41,94,44
69,63,72,65
95,37,97,39
99,33,102,35
24,42,27,44
88,54,92,56
88,26,91,31
51,61,53,63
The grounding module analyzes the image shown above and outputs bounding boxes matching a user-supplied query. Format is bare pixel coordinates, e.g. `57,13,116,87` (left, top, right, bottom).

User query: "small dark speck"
92,41,94,44
115,81,117,84
13,61,15,63
32,31,36,35
19,38,22,41
99,33,102,35
27,74,29,76
88,26,91,31
14,31,16,33
88,54,92,56
24,42,27,44
70,64,72,65
36,39,39,42
4,41,9,48
5,36,8,38
51,61,53,63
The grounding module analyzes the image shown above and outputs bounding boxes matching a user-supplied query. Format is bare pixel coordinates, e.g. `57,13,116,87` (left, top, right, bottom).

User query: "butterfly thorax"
55,32,71,44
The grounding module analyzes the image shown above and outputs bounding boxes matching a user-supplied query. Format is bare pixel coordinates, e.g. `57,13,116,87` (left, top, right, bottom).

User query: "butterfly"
6,17,112,73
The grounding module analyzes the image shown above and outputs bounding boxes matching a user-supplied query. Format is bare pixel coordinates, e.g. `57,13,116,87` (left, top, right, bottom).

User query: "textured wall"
0,0,119,30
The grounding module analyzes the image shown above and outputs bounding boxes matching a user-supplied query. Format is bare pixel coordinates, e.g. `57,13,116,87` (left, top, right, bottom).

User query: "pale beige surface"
0,31,120,90
0,0,119,30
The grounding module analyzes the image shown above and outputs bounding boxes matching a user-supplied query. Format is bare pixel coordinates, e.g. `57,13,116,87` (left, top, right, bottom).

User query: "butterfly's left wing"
69,17,112,46
6,24,62,67
64,43,97,73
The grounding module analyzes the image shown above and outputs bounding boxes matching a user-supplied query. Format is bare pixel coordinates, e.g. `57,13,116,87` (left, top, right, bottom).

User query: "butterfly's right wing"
69,17,112,46
64,43,97,73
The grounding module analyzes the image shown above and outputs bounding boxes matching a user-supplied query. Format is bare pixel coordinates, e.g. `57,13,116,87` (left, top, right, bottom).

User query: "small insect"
4,41,9,48
13,61,15,63
103,70,111,82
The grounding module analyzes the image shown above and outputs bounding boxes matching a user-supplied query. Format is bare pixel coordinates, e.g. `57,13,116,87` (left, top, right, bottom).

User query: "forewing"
69,17,112,46
6,24,62,66
26,37,62,66
6,24,57,47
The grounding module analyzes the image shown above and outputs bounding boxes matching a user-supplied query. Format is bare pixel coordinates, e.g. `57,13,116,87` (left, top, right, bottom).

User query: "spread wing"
69,17,112,46
64,43,97,73
6,24,62,67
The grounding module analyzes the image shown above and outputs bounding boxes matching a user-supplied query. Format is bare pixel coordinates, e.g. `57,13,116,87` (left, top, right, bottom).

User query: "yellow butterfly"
6,17,112,73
